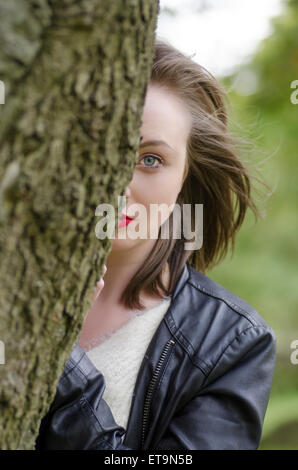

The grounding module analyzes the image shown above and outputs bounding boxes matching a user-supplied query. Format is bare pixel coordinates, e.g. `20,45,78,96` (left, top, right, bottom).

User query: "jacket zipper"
141,338,175,449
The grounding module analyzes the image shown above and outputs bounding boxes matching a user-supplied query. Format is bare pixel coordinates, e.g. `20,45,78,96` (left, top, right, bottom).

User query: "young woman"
35,39,276,450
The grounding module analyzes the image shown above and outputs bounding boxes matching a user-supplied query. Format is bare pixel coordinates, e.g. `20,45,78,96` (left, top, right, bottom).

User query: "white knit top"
85,295,172,430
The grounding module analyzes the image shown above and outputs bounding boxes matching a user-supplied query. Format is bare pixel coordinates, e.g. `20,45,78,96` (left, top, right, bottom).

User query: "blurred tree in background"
210,0,298,449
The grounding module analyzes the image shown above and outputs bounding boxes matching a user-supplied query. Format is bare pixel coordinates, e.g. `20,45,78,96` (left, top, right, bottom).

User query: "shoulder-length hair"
120,37,269,310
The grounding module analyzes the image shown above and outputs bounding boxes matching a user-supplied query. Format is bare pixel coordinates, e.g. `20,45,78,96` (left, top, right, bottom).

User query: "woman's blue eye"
140,154,162,168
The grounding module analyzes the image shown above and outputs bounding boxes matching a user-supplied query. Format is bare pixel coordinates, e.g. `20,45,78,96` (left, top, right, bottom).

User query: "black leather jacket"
35,264,276,450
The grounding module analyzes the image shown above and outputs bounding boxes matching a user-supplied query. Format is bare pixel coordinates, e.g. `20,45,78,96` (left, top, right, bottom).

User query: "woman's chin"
111,235,138,251
111,231,154,251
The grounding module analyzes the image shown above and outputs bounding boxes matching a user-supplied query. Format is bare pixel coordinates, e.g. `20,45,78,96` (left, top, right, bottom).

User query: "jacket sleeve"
154,325,276,450
35,342,133,450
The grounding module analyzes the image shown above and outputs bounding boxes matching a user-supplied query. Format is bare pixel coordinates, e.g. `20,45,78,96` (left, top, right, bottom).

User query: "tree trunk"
0,0,159,450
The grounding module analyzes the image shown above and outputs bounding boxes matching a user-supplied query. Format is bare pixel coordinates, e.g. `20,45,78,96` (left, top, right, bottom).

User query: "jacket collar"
171,263,190,301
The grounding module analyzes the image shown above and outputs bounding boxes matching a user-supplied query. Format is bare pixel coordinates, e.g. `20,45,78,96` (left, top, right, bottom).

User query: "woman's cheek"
135,171,182,233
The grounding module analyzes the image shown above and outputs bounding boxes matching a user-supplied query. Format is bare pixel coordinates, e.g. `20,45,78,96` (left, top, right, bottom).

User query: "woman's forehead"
140,85,192,150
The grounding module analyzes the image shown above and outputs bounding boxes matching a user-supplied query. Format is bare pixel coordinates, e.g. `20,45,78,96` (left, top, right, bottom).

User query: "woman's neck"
100,239,170,309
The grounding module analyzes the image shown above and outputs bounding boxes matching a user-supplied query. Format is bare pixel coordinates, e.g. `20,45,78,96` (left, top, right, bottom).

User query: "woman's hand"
92,264,107,302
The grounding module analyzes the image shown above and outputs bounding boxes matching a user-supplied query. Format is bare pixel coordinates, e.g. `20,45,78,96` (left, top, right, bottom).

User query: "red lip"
118,214,134,228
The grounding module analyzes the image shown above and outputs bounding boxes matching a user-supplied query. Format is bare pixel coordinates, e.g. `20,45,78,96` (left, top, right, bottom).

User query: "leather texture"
35,264,276,450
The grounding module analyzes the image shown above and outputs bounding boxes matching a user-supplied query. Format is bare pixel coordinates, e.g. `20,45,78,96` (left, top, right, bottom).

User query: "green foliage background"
209,0,298,450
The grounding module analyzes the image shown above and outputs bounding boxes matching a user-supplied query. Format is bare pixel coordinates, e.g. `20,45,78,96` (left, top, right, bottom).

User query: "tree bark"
0,0,159,450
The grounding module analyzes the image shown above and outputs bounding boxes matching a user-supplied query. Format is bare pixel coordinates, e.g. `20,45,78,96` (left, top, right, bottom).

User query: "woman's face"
112,82,192,251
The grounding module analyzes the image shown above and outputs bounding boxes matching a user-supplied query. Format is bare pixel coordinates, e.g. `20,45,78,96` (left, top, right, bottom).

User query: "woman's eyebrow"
139,139,174,151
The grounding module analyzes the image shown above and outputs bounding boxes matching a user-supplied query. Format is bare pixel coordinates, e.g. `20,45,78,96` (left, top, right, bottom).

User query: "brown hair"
120,37,269,310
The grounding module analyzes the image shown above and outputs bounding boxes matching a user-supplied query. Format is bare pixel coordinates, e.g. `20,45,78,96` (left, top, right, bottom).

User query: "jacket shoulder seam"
187,278,258,327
